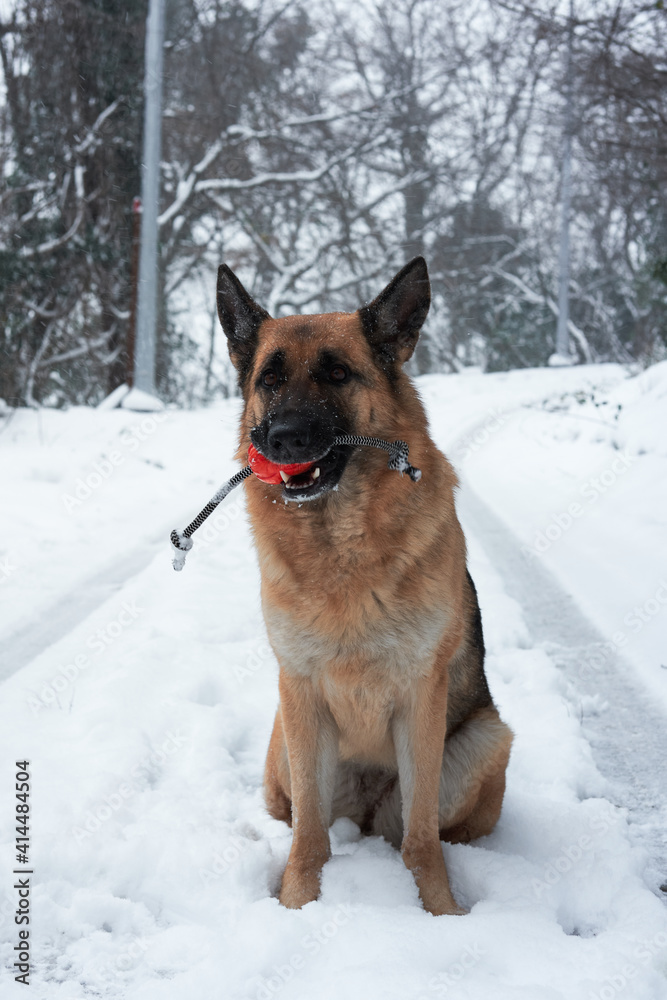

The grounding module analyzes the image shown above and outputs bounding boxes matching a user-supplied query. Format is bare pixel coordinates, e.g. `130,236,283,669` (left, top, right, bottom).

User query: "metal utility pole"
133,0,165,396
554,0,575,362
126,197,142,387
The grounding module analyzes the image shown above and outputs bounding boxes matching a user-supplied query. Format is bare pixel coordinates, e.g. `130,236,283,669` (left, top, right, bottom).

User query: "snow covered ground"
1,362,666,999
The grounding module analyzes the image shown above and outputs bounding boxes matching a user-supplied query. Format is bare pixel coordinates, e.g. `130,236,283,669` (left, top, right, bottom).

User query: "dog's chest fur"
254,494,461,762
264,582,450,680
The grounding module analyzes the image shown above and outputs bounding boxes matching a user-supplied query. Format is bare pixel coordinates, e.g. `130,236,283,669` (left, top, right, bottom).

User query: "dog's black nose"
267,418,321,462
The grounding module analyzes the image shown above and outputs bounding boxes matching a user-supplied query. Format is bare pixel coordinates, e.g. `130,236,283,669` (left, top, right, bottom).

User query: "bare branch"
74,98,122,155
18,166,86,258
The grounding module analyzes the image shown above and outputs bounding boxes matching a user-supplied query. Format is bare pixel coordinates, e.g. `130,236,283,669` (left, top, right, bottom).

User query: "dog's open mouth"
279,464,320,490
278,445,349,501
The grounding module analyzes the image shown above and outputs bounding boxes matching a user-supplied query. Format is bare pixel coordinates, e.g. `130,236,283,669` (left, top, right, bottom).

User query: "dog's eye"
329,365,348,383
262,370,278,388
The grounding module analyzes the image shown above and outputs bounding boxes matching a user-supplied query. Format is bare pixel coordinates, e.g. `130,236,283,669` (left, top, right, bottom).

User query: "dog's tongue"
248,443,314,485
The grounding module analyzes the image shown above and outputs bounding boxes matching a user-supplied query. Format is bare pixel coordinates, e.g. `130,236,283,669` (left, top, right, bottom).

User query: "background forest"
1,0,665,407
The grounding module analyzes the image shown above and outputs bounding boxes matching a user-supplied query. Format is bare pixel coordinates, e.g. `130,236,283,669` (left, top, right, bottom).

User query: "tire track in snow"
457,482,667,900
0,531,166,681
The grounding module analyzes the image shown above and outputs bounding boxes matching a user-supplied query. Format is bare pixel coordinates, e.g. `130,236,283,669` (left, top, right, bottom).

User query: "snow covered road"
1,363,666,998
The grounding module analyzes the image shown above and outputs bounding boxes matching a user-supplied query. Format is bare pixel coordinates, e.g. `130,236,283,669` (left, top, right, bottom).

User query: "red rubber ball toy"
247,443,314,484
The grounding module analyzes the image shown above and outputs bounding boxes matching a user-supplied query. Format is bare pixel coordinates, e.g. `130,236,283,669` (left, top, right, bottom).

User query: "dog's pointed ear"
359,257,430,365
217,264,270,377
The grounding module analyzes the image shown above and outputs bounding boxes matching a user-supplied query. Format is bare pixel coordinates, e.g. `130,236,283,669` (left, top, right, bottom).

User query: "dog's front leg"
277,668,339,909
393,668,465,916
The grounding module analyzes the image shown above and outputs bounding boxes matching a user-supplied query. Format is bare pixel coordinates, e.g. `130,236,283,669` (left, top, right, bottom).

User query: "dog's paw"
278,862,322,909
420,885,468,916
426,898,468,917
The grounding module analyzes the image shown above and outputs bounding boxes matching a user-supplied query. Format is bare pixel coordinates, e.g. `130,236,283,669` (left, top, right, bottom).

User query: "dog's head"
217,258,430,502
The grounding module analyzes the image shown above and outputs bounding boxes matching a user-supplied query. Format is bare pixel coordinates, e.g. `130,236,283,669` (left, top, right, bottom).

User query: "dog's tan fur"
219,262,513,915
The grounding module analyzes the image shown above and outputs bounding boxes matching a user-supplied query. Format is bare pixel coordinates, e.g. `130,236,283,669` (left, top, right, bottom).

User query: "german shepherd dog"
217,256,513,916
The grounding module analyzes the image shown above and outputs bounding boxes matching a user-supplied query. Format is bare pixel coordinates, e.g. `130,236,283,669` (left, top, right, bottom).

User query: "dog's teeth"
282,466,320,489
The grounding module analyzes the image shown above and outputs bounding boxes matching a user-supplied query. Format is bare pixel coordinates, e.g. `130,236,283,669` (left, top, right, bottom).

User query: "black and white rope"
333,435,421,482
170,466,253,571
170,436,421,570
